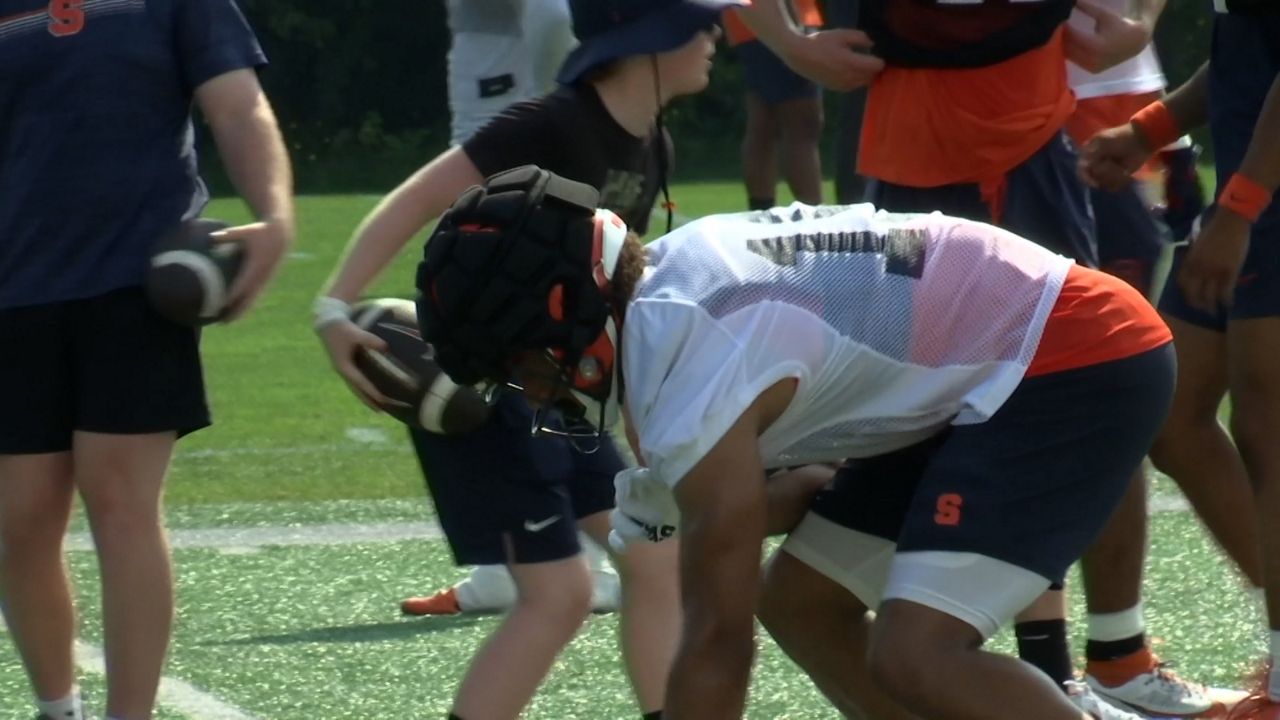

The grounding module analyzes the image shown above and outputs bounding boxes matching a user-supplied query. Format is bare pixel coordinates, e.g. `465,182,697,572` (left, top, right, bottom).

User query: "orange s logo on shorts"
47,0,85,37
934,493,963,526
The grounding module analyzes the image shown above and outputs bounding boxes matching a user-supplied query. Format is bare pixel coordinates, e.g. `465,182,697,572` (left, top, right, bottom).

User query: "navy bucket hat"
557,0,747,85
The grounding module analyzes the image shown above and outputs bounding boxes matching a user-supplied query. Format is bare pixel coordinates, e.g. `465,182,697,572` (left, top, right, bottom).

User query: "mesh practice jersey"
623,204,1074,487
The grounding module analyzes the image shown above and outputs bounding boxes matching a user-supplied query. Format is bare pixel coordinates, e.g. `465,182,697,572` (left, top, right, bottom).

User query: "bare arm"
322,147,484,302
1178,71,1280,311
664,380,796,719
736,0,883,91
1066,0,1167,73
665,416,768,720
196,68,294,319
313,147,484,409
1234,74,1280,194
1158,61,1211,143
1079,62,1210,191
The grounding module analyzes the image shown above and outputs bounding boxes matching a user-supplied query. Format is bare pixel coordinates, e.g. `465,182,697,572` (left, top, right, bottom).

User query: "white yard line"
64,520,443,553
75,641,261,720
59,494,1191,554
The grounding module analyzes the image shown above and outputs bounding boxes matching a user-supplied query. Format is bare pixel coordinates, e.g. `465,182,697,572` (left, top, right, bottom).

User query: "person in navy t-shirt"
0,1,293,718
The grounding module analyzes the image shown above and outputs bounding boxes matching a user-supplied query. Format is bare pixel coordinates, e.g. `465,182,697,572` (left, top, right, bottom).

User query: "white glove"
609,466,680,552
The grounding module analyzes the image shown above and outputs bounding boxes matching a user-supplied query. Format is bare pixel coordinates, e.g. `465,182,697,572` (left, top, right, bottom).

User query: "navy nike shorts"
409,393,622,566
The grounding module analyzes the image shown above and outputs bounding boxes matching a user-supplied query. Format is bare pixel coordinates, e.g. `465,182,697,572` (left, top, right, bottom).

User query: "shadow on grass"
204,615,490,646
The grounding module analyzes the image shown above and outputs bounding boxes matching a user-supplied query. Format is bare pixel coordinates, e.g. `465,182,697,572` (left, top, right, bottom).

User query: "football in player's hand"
350,298,492,435
146,218,244,326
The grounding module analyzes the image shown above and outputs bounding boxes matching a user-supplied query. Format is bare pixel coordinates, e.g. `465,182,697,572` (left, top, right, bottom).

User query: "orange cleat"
400,586,462,616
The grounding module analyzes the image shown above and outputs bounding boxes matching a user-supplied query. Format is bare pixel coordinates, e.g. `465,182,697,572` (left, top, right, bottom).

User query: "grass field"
0,182,1263,719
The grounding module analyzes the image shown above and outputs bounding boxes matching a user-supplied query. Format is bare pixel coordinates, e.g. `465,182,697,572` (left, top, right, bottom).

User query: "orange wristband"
1129,100,1181,151
1218,173,1273,223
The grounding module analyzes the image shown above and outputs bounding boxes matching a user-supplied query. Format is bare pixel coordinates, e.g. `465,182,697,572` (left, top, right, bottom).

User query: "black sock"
448,714,465,720
1085,633,1146,663
1015,619,1074,689
748,196,775,211
642,712,662,720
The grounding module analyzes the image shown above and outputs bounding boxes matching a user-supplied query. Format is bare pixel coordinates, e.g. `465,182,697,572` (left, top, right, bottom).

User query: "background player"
722,1,825,210
0,2,293,718
1082,6,1280,717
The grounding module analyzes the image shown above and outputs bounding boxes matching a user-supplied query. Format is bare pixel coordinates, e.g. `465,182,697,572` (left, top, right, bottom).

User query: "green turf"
2,499,1260,719
1,184,1256,719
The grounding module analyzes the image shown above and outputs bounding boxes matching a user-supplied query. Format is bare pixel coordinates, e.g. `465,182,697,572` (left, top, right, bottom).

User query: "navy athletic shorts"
409,393,623,566
867,131,1098,267
808,343,1175,583
0,286,210,454
737,39,821,106
1092,183,1170,297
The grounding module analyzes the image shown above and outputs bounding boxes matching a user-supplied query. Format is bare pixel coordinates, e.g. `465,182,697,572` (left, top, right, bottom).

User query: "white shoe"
1067,680,1149,720
1085,664,1215,717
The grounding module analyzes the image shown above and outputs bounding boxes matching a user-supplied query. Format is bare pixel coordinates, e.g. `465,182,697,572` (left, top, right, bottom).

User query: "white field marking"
58,493,1192,556
75,641,261,720
344,426,390,444
287,250,315,260
174,442,408,459
64,520,443,554
1150,493,1190,514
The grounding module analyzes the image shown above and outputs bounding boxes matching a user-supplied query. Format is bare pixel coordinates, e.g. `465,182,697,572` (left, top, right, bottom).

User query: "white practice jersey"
445,0,575,145
623,204,1074,488
1066,0,1166,99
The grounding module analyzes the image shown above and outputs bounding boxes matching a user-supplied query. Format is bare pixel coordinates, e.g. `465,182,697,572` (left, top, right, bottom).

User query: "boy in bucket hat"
314,1,745,717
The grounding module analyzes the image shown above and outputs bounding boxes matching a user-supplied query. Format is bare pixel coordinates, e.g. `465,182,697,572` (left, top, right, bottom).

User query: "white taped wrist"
312,296,352,332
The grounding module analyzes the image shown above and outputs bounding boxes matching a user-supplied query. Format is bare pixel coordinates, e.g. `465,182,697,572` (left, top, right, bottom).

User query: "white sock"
455,564,516,611
1268,630,1280,701
35,690,83,720
1087,603,1145,642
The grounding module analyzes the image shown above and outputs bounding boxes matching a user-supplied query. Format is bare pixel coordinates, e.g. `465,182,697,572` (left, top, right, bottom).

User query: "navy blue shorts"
0,286,210,454
1159,15,1280,329
1092,183,1170,297
867,131,1098,267
809,343,1175,582
737,39,820,106
409,393,623,566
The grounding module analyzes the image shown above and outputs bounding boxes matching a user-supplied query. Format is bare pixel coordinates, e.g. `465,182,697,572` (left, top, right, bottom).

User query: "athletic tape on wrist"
312,295,352,332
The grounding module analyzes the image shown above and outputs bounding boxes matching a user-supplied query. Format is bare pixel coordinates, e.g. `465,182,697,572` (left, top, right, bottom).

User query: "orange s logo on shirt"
48,0,85,37
934,493,963,526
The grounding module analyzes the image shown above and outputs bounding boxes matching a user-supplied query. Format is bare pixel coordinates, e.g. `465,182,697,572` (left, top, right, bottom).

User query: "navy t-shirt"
0,0,266,309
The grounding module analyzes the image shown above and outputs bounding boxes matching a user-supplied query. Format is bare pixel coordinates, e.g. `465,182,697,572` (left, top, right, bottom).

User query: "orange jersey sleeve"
858,28,1076,187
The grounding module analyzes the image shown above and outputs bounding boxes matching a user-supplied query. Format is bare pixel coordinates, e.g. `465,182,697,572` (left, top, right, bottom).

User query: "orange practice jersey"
858,28,1075,189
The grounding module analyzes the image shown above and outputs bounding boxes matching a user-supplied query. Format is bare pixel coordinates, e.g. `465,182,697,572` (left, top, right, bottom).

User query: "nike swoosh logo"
523,515,561,532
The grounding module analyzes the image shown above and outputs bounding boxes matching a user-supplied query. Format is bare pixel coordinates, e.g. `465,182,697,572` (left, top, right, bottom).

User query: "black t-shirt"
463,83,666,235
